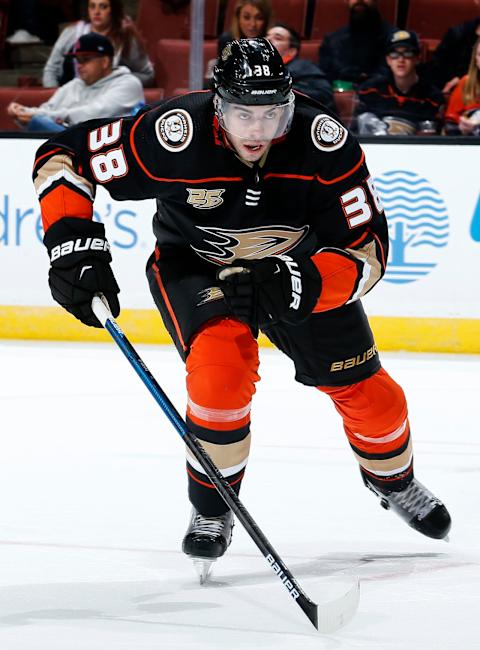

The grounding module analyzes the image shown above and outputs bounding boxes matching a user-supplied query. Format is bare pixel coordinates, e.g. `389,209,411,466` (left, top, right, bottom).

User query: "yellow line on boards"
0,306,479,353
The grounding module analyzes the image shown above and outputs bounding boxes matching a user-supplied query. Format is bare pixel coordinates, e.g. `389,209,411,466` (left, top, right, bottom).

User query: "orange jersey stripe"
33,147,63,173
152,260,187,352
129,112,244,183
311,250,358,311
41,185,93,231
348,230,369,249
316,150,365,185
264,172,315,181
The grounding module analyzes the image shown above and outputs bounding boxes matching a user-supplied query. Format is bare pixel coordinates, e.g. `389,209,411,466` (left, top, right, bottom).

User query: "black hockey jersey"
33,90,388,312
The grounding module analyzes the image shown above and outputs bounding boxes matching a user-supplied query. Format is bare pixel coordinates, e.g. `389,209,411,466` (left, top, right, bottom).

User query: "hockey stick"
92,295,359,633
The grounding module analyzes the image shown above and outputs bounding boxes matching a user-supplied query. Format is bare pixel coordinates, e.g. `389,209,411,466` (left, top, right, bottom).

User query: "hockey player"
33,38,451,581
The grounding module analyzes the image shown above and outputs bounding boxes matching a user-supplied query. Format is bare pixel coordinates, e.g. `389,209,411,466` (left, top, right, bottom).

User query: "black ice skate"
182,508,234,583
361,471,451,540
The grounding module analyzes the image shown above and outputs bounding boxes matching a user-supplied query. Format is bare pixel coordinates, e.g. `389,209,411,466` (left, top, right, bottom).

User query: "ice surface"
1,341,479,649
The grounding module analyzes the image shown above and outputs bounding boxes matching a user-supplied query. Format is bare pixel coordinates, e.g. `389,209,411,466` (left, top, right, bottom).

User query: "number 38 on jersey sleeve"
32,115,156,234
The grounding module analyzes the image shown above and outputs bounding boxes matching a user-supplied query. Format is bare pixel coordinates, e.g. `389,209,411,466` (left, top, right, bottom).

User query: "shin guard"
185,318,260,515
318,368,413,491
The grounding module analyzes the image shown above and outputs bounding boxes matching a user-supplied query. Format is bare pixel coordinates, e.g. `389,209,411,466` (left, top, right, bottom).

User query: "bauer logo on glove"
280,255,302,310
44,217,120,328
50,237,110,262
217,253,321,329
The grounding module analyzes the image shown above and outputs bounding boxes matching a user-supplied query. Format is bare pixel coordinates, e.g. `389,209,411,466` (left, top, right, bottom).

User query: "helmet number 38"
253,65,271,76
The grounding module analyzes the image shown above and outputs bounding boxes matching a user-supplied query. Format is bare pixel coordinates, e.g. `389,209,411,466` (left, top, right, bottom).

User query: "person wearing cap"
7,33,144,132
355,29,444,135
267,23,334,109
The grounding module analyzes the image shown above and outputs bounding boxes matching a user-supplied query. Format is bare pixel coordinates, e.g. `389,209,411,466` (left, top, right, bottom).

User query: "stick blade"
315,578,360,634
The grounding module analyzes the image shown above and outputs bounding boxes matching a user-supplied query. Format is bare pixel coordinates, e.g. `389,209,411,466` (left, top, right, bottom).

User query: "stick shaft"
92,296,318,629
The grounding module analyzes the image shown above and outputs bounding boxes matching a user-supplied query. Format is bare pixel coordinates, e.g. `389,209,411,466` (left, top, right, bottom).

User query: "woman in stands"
43,0,154,88
444,37,480,135
218,0,272,55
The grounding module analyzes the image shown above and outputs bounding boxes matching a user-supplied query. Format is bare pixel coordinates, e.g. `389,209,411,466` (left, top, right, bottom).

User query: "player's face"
222,104,284,162
88,0,112,31
387,48,418,78
238,4,266,38
476,42,480,70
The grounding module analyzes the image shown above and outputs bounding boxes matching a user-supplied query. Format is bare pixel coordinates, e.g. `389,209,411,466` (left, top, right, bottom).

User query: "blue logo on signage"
470,194,480,241
374,170,449,284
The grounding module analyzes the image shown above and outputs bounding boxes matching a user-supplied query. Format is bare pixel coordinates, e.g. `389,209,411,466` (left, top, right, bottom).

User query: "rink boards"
1,137,479,352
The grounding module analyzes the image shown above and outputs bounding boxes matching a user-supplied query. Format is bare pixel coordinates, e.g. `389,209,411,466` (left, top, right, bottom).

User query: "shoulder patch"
155,109,193,152
311,114,347,152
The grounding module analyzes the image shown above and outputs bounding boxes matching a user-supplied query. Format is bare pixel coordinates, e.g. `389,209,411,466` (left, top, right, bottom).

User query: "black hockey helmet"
213,38,293,106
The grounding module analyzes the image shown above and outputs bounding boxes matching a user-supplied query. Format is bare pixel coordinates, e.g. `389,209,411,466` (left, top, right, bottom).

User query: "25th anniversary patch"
311,114,347,152
155,109,194,152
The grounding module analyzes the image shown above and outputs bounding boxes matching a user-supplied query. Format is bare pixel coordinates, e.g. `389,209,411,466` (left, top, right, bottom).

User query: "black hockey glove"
44,217,120,327
217,254,321,329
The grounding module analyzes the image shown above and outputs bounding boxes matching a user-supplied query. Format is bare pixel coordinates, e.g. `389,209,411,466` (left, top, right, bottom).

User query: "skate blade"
192,557,216,584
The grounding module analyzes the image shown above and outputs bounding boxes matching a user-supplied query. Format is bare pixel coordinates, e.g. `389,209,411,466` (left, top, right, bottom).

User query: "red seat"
144,88,165,105
333,89,358,127
419,38,440,63
0,0,10,68
155,39,218,96
0,87,55,131
405,0,479,40
299,40,321,63
311,0,398,40
137,0,220,60
223,0,310,38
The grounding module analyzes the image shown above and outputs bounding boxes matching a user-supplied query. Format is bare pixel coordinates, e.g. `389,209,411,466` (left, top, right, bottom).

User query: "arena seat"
144,88,165,106
310,0,399,40
222,0,310,38
137,0,220,59
333,89,358,127
155,39,218,97
298,40,321,63
0,87,54,131
0,0,10,68
405,0,480,40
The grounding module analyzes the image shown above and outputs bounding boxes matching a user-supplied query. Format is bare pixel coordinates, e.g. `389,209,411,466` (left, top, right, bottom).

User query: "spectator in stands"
444,37,480,135
318,0,394,87
355,30,444,135
218,0,272,55
266,23,334,108
6,0,43,44
7,33,144,132
428,2,480,94
43,0,154,88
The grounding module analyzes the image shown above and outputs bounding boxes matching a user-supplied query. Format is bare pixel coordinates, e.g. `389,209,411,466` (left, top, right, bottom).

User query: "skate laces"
192,513,228,537
390,480,440,520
